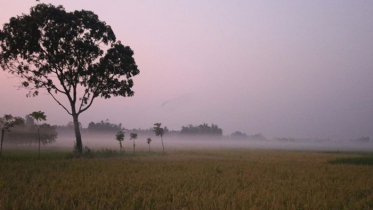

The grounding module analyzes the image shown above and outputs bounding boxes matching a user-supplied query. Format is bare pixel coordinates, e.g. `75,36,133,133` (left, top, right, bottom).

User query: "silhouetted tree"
0,115,24,157
0,4,140,156
116,130,124,151
29,111,46,158
153,123,165,154
147,137,152,153
130,133,137,154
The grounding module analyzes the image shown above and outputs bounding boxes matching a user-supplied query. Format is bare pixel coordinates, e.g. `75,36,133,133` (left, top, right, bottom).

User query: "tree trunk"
148,144,150,153
73,114,83,156
119,141,122,151
37,126,41,159
0,129,5,158
161,135,165,154
133,139,135,154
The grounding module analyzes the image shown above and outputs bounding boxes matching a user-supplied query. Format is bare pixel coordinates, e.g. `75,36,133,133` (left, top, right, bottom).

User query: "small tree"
116,130,125,151
130,133,138,154
147,137,152,153
153,123,165,154
0,115,24,157
29,111,46,158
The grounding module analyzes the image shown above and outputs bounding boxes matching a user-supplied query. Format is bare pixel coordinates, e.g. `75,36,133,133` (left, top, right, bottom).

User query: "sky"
0,0,373,140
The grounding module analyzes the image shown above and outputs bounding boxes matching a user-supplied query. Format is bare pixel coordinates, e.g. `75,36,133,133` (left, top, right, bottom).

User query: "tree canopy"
153,123,164,137
29,111,47,124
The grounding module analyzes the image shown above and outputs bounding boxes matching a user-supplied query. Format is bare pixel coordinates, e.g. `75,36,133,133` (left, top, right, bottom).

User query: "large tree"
0,4,140,155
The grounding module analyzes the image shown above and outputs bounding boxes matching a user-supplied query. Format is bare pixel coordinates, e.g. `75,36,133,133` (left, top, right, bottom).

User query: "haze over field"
1,0,373,141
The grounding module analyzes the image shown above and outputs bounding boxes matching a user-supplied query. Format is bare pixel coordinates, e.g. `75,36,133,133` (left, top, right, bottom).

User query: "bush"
72,144,125,158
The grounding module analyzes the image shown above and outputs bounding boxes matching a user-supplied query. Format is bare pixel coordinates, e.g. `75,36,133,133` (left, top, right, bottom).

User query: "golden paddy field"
0,149,372,210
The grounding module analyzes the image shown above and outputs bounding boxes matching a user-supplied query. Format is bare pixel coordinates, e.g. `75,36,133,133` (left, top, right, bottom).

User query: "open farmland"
0,149,372,210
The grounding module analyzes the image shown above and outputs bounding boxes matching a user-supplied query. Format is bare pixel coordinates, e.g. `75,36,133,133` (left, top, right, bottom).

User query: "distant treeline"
88,120,122,132
181,124,223,136
5,116,57,145
350,136,370,143
56,120,270,141
55,119,372,143
229,131,267,141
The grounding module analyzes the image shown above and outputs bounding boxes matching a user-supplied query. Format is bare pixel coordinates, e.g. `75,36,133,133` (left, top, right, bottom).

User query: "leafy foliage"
130,133,138,140
29,111,47,124
153,123,164,137
116,130,125,142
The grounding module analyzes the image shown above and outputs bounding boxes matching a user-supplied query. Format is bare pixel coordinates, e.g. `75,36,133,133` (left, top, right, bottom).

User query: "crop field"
0,149,373,210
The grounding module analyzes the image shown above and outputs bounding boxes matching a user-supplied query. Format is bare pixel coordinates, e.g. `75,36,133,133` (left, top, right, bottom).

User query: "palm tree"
116,130,125,151
130,133,138,154
147,138,152,153
0,115,24,158
153,123,165,154
29,111,46,158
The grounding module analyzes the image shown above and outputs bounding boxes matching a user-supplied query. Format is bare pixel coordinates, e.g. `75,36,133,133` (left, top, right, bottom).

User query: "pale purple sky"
1,0,373,139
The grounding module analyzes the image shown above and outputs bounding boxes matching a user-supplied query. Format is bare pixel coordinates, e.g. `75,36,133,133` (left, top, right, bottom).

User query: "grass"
0,149,373,209
329,156,373,166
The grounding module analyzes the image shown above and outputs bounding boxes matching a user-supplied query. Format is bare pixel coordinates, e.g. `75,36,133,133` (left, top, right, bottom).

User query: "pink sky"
1,0,373,139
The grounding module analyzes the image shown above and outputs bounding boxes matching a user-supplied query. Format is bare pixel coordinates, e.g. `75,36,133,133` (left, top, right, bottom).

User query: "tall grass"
329,156,373,166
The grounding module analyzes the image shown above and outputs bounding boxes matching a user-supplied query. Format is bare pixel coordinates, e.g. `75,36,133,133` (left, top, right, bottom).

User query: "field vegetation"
0,149,373,210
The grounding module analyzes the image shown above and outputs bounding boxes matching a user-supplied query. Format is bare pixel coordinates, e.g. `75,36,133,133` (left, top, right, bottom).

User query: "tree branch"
77,90,89,113
78,94,96,114
47,90,72,115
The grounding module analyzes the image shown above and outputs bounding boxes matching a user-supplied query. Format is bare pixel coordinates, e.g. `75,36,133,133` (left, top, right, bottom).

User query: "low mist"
45,130,372,153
